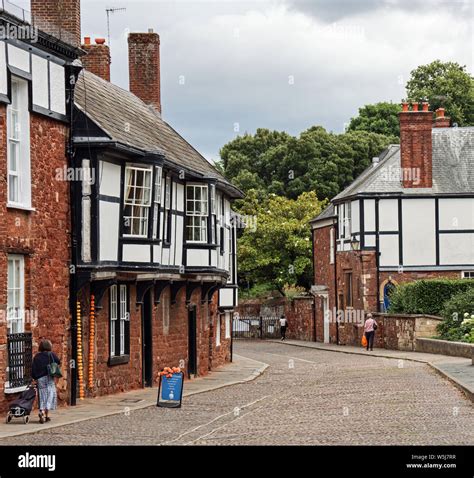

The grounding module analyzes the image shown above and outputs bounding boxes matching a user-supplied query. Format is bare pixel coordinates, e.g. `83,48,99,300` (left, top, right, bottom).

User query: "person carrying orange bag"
361,334,368,348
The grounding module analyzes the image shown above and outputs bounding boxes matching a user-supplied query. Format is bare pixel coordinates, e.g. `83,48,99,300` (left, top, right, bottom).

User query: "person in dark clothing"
279,315,288,341
363,313,378,351
32,340,61,423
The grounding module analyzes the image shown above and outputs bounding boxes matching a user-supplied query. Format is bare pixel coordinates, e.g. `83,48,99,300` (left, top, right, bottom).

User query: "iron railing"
233,316,281,340
7,332,33,389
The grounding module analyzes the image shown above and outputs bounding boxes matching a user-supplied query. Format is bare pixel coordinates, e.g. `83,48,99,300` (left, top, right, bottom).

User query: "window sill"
7,204,35,212
4,384,28,394
108,355,130,366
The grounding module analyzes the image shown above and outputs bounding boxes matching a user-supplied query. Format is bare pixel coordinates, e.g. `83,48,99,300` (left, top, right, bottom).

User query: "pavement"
1,341,473,445
0,353,268,439
269,339,474,402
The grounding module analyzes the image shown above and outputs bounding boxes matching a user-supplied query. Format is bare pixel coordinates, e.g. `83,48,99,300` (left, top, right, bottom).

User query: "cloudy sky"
66,1,474,160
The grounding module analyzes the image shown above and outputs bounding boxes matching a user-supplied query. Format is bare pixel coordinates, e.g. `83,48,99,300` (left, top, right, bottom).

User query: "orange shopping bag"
361,334,367,348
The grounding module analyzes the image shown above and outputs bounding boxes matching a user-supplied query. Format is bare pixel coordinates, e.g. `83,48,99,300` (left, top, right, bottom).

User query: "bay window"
7,77,31,208
123,165,152,237
163,176,172,244
152,166,162,240
186,184,208,243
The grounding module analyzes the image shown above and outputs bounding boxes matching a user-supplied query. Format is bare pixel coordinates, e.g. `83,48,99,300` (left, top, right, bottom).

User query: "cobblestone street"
2,341,474,446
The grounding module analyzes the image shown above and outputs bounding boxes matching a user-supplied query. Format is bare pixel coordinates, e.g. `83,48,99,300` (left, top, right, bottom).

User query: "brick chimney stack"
81,37,111,82
128,30,161,115
30,0,81,48
433,108,451,128
399,101,433,188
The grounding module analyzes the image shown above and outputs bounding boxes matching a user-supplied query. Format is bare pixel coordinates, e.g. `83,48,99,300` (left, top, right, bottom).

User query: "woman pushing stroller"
32,340,61,424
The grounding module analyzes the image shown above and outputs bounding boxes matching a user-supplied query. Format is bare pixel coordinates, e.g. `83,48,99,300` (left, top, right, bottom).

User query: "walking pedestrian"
32,340,61,424
279,315,288,341
363,313,378,351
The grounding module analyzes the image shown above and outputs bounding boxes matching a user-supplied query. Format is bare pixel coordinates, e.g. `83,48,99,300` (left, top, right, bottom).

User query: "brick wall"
128,32,161,113
78,284,231,398
0,109,71,412
31,0,81,47
81,43,111,82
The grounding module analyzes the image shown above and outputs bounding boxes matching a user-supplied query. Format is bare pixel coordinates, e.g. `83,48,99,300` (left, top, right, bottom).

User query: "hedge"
388,279,474,316
437,288,474,343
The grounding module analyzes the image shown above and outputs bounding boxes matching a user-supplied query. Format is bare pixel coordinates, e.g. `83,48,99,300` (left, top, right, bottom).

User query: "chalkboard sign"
157,372,184,408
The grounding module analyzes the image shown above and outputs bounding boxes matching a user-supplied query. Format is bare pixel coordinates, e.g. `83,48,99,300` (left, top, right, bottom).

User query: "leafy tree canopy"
406,60,474,126
237,191,325,295
219,127,396,201
347,102,401,137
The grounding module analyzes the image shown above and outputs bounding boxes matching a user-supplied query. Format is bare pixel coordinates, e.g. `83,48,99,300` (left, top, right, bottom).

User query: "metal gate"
232,316,281,339
7,332,33,388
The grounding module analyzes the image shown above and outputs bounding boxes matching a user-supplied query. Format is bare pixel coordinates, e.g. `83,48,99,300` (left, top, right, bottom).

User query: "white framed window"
152,166,162,240
216,315,221,346
119,285,128,355
123,165,153,237
110,285,117,357
330,227,335,264
7,255,25,334
210,184,216,215
163,176,172,243
462,271,474,279
186,184,208,243
225,312,231,339
338,202,351,241
109,284,129,357
7,77,31,208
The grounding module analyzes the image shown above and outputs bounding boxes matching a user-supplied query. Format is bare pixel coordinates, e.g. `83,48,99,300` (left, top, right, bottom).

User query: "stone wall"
415,337,474,359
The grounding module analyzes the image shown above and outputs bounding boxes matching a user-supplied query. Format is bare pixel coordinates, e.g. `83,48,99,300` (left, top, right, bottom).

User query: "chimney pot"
436,108,445,118
399,101,433,188
422,102,429,112
81,39,111,82
84,36,91,45
401,101,409,112
433,108,451,128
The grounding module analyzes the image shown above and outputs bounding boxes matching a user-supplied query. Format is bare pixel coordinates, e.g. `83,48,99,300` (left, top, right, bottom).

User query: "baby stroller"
6,384,36,424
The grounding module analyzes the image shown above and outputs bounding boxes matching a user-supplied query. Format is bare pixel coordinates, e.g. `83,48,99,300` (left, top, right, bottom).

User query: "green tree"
237,191,325,295
406,60,474,126
220,127,394,201
347,102,402,137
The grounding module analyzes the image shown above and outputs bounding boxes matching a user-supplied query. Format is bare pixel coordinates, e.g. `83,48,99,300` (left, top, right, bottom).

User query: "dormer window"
123,165,153,237
186,184,208,243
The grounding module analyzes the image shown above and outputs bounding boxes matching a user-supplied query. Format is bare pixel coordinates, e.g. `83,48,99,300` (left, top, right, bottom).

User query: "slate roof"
74,70,243,198
310,203,336,223
333,127,474,201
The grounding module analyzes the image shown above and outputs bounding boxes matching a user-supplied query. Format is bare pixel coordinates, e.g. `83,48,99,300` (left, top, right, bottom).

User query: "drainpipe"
67,63,83,406
333,220,339,345
310,227,317,342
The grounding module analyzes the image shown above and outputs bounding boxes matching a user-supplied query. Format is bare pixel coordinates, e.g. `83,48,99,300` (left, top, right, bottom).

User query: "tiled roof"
333,127,474,201
310,203,336,223
74,70,242,197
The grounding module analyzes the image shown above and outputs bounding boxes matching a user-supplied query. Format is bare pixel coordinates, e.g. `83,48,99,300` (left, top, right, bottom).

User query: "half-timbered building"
311,102,474,344
71,30,241,398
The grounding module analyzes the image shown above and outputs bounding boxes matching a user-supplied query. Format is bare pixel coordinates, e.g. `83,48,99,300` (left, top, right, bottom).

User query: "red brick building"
0,3,80,410
311,102,474,345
